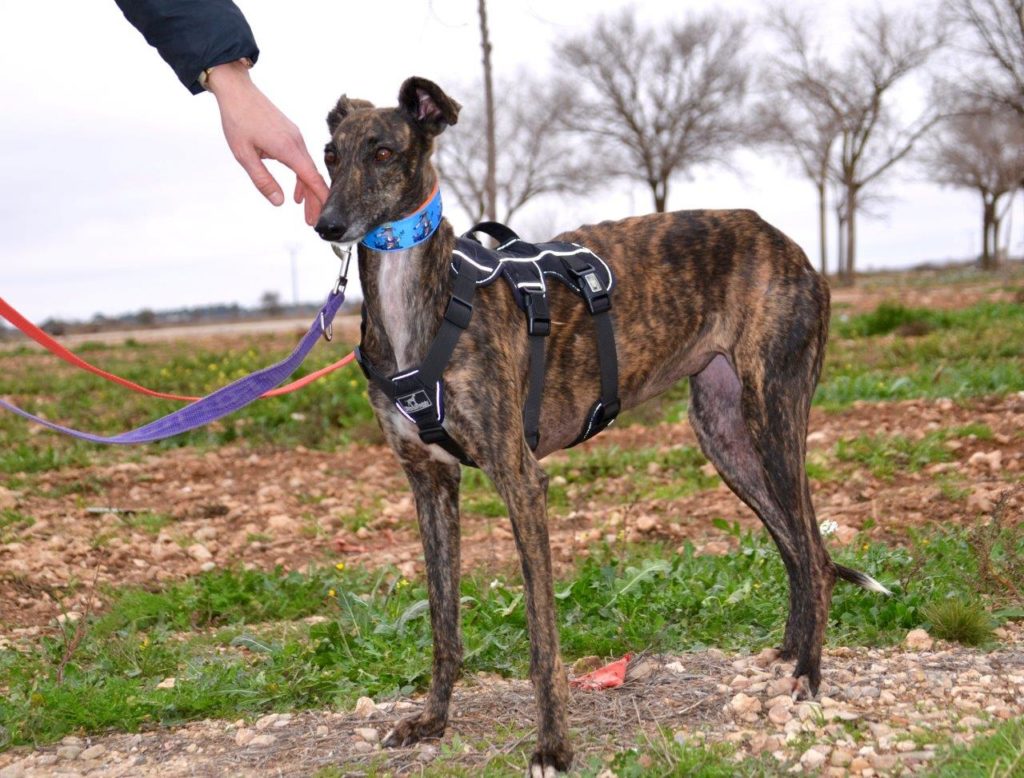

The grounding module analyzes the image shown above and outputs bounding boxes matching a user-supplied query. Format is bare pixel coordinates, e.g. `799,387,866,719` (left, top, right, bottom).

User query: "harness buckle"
444,294,473,330
523,290,551,336
564,261,611,315
392,372,442,425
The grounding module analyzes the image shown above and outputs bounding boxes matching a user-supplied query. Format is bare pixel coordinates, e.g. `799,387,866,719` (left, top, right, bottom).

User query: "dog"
314,76,887,776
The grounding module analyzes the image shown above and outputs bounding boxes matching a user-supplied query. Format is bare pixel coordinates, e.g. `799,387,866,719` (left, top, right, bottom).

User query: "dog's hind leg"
382,450,464,747
688,352,834,695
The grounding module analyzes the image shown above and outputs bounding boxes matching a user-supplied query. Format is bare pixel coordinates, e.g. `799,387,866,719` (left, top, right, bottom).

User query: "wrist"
202,58,255,96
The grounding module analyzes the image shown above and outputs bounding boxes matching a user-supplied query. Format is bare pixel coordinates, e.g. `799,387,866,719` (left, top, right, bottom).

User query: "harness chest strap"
356,226,620,466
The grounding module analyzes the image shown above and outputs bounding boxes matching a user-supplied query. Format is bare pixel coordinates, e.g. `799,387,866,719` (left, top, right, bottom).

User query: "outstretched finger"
238,152,285,206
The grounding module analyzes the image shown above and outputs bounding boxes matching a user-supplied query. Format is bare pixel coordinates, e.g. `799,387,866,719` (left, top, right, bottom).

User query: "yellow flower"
327,588,336,598
335,562,345,571
396,578,410,589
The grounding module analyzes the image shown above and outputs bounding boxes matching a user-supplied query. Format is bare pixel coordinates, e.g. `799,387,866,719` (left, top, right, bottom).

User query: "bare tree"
758,10,844,275
924,103,1024,268
766,7,944,285
555,9,750,213
436,77,595,226
949,0,1024,115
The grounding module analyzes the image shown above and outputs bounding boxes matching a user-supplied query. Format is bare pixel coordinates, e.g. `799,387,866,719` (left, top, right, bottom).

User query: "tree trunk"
817,181,828,277
478,0,497,222
649,179,668,213
981,194,995,270
835,201,846,283
842,184,858,287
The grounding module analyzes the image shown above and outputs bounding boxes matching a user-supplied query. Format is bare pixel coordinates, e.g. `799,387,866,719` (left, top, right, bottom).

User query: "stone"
768,704,793,725
316,725,329,737
0,763,26,778
234,728,255,746
849,757,871,772
831,747,854,767
354,696,377,718
767,676,799,696
728,692,762,717
800,747,828,770
80,744,105,760
355,727,379,744
249,734,276,747
635,515,657,532
56,745,82,760
904,629,934,651
255,713,279,730
186,543,212,562
156,677,176,689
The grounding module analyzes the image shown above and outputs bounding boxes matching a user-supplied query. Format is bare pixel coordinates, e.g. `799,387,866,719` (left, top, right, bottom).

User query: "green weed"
926,717,1024,777
0,509,35,542
922,598,994,646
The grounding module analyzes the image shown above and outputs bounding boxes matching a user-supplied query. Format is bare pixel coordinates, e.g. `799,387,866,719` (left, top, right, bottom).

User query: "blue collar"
361,184,443,252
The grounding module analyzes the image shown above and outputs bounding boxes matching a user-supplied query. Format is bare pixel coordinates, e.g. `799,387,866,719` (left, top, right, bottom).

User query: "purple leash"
1,247,353,444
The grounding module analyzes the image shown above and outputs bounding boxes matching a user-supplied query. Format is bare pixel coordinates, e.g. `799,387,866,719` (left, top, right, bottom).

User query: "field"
1,265,1023,777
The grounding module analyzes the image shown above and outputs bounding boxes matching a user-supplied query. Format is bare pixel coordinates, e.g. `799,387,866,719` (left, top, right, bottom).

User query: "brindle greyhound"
314,77,888,776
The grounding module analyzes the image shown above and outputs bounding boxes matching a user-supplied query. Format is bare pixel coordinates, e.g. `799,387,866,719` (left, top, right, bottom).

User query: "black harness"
355,222,620,467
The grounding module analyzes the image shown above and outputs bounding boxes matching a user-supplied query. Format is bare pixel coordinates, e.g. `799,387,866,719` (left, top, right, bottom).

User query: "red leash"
0,296,355,401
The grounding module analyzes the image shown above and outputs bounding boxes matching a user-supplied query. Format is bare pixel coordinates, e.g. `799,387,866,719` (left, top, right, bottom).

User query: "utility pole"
286,243,301,307
478,0,497,222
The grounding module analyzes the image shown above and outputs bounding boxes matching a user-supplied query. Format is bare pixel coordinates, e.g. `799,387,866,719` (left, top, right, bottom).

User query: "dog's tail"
835,563,892,595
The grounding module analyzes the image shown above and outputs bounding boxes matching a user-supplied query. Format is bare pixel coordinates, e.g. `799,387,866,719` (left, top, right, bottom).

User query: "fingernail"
269,192,284,206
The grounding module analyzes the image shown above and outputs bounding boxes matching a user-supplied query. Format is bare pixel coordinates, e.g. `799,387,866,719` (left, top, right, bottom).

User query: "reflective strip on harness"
357,222,620,466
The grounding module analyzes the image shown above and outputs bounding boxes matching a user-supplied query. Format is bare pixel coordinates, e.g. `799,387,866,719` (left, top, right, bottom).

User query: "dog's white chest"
376,251,418,370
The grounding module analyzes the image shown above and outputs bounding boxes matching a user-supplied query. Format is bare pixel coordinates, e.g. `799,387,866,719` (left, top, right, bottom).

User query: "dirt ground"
2,394,1021,633
1,272,1023,776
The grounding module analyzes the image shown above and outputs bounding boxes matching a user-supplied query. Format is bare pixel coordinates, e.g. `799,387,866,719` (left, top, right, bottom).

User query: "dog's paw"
792,674,816,701
527,745,573,777
381,713,446,748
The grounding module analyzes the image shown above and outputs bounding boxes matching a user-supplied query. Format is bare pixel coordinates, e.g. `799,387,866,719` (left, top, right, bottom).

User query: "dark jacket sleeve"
115,0,260,95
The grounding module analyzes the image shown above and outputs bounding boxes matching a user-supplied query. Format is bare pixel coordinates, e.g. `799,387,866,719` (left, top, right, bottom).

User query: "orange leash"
0,296,355,402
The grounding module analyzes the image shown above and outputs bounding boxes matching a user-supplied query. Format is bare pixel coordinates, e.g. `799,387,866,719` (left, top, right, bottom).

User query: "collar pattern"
360,186,443,252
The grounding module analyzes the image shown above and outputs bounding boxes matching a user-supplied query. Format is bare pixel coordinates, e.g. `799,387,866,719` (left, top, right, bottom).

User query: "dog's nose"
315,215,348,242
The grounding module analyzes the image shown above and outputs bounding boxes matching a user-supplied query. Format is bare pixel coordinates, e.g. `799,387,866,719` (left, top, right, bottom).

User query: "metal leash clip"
321,242,354,342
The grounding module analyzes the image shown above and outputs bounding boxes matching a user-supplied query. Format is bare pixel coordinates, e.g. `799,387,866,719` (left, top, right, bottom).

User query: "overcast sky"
0,0,991,323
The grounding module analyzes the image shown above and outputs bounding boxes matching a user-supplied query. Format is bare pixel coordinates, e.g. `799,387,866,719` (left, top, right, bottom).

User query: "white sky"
0,0,991,322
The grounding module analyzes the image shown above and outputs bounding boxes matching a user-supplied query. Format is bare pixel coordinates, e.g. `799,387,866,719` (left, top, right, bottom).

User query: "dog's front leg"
484,444,573,775
382,446,463,747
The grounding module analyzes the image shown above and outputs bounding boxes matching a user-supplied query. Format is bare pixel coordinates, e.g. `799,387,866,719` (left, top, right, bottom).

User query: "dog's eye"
374,147,394,163
324,149,338,167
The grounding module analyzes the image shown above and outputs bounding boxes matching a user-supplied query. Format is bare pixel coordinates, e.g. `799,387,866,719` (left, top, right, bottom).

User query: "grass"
2,524,1020,749
926,717,1024,777
832,425,991,480
922,598,994,646
1,299,1021,475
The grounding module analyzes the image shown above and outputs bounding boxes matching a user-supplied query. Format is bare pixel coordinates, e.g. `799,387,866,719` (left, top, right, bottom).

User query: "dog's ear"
327,95,375,134
398,77,460,136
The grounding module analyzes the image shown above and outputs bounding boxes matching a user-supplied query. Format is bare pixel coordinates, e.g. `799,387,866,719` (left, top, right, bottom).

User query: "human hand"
205,60,330,225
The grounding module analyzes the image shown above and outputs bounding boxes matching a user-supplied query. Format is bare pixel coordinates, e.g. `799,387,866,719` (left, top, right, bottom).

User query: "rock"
728,692,762,719
729,674,751,689
156,677,176,689
665,660,685,674
234,728,255,746
316,725,329,737
767,676,799,696
800,746,829,770
831,747,854,767
56,745,82,760
768,704,793,725
751,647,781,668
0,764,26,778
701,540,730,555
355,727,379,744
354,696,377,718
352,741,374,753
635,515,657,533
255,713,279,730
267,514,296,532
80,744,106,760
249,734,276,747
186,543,212,562
849,756,871,772
904,628,934,651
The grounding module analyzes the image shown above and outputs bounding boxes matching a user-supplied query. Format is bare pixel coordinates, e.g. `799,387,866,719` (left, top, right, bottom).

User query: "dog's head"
314,77,460,244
